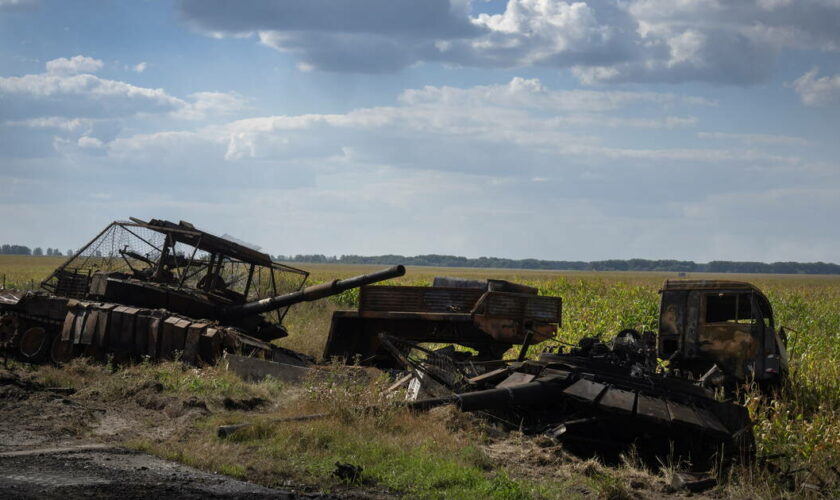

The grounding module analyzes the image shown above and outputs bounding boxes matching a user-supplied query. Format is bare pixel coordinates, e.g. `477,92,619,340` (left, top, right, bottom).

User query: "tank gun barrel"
222,265,405,319
407,375,567,412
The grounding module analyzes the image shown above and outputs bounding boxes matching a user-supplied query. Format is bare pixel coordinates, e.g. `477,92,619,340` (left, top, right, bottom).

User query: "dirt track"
0,368,330,499
0,444,308,499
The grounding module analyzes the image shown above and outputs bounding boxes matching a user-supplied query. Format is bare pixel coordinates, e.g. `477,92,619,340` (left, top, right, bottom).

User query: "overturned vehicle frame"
0,218,405,365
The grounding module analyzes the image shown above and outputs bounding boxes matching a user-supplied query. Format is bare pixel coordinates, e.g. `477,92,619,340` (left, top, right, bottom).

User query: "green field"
2,255,838,498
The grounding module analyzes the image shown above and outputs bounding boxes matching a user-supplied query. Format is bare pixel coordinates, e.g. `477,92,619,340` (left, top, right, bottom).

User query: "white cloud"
93,78,802,181
45,55,103,75
400,77,716,112
3,116,91,131
0,70,184,120
132,62,148,73
172,91,248,120
0,59,250,122
77,136,104,149
791,67,840,106
176,0,840,84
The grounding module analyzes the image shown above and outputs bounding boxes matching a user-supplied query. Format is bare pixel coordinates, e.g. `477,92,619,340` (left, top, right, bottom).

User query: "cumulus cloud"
791,67,840,106
176,0,840,84
178,0,476,36
132,62,148,73
77,136,105,149
45,55,104,75
2,116,91,131
0,59,183,120
93,77,803,185
0,58,249,122
173,91,249,120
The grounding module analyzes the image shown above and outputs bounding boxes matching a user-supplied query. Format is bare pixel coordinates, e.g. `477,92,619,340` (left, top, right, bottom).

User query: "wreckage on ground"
0,218,404,365
319,277,788,467
0,217,789,468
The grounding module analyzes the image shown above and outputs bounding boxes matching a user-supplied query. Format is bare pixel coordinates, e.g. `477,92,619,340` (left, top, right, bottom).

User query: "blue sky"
1,0,839,262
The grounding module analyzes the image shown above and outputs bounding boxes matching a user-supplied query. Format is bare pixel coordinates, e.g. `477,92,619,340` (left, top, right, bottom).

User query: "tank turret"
0,218,404,365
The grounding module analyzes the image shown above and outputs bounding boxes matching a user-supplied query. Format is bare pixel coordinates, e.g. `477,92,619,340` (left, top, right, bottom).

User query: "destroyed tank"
389,332,755,469
0,218,405,365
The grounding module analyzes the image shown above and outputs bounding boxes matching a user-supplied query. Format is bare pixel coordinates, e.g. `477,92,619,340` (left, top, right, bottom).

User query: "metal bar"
244,263,255,298
123,220,202,236
203,254,217,291
178,235,202,289
269,266,281,323
40,222,116,289
120,224,162,254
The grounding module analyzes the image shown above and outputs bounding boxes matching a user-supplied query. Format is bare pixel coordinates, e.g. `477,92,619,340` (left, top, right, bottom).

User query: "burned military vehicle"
323,276,562,366
0,218,405,365
656,280,787,388
321,278,786,467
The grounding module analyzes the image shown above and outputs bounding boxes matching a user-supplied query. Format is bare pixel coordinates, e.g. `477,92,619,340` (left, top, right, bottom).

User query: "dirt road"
0,368,330,499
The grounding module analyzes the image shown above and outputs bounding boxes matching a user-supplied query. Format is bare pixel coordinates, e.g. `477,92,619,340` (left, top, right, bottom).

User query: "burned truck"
656,280,787,387
323,276,562,367
0,218,404,365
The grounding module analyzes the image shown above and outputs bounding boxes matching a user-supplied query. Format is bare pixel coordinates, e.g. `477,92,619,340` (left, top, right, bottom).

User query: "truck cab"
658,280,787,385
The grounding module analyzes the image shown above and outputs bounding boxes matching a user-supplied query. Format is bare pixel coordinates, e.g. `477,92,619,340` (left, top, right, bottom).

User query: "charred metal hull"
0,291,302,366
412,353,753,468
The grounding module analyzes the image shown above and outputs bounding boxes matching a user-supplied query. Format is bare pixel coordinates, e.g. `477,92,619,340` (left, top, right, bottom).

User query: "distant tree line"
274,254,840,275
1,245,68,257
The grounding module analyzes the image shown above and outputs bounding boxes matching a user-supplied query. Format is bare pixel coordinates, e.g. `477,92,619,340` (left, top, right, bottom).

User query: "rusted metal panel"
479,292,561,324
80,309,98,345
146,310,165,359
637,395,671,423
161,317,191,360
109,306,127,350
47,297,68,321
183,321,208,363
199,327,222,364
24,294,51,318
96,304,117,349
497,372,536,388
598,387,636,414
133,309,152,356
563,379,606,403
468,367,510,385
110,306,139,353
360,286,484,313
161,316,180,360
61,311,75,342
692,407,731,437
666,401,706,429
72,306,88,344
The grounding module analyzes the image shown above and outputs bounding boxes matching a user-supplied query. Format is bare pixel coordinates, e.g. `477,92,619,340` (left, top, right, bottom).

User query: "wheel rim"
19,327,49,359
